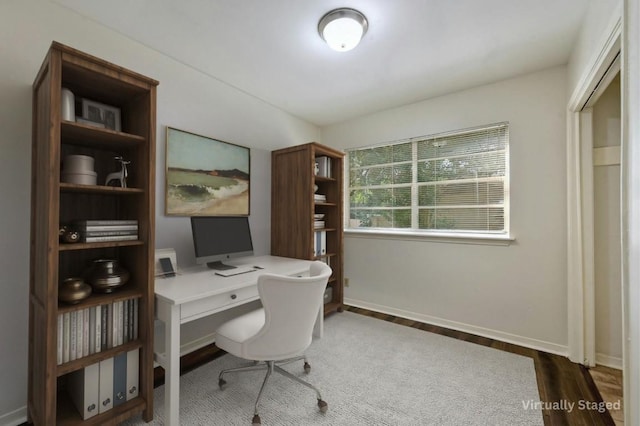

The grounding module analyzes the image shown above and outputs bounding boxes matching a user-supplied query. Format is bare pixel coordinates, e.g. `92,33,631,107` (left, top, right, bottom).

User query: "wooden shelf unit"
28,42,158,425
271,142,345,315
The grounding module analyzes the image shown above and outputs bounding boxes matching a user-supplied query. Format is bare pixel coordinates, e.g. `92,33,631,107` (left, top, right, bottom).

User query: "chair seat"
216,308,266,358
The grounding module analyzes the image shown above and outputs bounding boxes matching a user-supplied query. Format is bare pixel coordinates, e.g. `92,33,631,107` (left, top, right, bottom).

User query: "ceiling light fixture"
318,8,368,52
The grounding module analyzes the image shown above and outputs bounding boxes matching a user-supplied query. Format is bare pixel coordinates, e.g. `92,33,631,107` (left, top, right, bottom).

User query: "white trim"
595,353,623,370
581,108,596,367
345,298,568,356
345,228,514,246
0,406,27,426
566,8,622,367
567,110,585,364
622,1,640,424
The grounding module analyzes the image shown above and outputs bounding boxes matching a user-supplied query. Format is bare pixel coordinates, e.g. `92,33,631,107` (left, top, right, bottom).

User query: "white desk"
154,255,320,426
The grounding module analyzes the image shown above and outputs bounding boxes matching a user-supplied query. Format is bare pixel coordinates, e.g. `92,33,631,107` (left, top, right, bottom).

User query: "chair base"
218,356,327,424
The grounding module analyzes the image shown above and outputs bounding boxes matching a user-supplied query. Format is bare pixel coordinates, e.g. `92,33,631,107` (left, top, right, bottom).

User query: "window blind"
347,123,509,234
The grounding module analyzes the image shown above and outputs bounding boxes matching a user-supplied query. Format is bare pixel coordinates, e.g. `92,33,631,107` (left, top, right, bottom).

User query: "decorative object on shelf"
60,88,75,121
61,154,97,185
81,98,121,131
165,127,250,216
86,259,130,293
62,229,81,244
58,277,92,304
105,156,130,188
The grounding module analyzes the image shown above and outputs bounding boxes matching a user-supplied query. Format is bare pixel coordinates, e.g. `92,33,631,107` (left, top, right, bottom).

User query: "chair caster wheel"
252,414,261,425
218,378,227,389
318,399,328,413
303,362,311,374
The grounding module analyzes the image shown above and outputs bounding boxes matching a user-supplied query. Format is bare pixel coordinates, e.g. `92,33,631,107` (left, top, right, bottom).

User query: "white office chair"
215,261,332,425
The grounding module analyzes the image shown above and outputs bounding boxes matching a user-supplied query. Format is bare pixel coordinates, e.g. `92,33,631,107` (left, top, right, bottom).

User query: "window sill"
344,228,515,246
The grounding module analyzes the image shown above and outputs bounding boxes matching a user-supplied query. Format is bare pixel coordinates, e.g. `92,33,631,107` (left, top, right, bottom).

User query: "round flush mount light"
318,8,368,52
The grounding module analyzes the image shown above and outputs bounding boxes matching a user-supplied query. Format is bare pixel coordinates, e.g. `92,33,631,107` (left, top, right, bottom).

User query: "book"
70,311,77,362
107,303,113,349
123,299,129,343
57,314,63,365
94,305,102,354
75,220,138,226
83,229,138,237
132,299,139,340
76,309,84,360
101,305,108,351
79,225,138,232
83,234,138,243
63,312,71,364
83,308,90,357
89,307,95,355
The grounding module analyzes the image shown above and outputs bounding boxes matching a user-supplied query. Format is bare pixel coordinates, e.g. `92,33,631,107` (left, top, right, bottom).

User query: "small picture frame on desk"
82,99,121,131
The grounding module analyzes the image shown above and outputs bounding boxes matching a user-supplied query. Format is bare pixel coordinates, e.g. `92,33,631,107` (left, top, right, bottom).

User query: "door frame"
566,12,621,367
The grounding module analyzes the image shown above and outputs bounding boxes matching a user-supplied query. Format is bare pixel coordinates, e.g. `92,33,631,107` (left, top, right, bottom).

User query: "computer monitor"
190,216,254,270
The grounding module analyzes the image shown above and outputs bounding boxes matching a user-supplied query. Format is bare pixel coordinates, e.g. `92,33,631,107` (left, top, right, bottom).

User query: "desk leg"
165,304,181,426
313,305,323,339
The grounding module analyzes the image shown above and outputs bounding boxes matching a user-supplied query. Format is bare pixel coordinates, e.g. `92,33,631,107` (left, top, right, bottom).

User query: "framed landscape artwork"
165,127,250,216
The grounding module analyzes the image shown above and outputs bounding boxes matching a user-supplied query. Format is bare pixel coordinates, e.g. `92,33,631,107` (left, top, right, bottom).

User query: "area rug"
123,311,543,425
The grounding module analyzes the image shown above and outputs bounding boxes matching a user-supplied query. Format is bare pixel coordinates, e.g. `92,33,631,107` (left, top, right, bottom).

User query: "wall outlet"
344,278,349,287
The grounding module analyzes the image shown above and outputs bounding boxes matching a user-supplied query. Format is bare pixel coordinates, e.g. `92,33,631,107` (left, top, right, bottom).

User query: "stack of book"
75,220,138,243
314,219,325,229
314,193,326,203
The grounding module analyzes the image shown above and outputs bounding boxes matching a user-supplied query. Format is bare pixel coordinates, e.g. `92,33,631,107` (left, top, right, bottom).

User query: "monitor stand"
206,261,236,271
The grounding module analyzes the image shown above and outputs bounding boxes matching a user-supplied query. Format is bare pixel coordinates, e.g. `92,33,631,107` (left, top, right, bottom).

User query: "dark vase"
86,259,130,293
59,277,92,304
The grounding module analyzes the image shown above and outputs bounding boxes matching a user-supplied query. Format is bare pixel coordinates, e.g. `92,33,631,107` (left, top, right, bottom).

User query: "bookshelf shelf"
29,42,157,425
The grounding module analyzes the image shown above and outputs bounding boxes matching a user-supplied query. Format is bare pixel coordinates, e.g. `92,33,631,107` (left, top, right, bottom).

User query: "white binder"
68,362,100,420
126,348,140,400
99,357,114,413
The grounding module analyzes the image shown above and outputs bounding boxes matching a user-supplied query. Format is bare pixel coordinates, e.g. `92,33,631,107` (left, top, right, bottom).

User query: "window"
346,123,509,236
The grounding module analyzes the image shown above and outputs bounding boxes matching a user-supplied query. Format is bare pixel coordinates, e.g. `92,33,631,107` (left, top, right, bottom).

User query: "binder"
113,352,127,407
57,314,63,365
126,349,139,400
98,357,114,414
68,362,100,420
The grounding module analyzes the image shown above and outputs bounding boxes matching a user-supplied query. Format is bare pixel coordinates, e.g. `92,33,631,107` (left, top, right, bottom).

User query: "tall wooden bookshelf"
271,142,344,314
28,42,158,425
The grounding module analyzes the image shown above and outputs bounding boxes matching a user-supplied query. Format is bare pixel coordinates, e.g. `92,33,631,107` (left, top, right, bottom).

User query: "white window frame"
344,123,513,245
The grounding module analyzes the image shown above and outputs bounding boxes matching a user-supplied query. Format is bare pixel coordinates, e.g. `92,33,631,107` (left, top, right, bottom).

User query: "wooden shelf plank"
60,182,144,194
59,240,144,251
61,120,145,148
56,341,143,377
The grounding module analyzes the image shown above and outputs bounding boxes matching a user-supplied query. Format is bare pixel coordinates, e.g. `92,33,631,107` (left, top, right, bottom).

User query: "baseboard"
0,406,27,426
595,353,623,370
344,298,568,357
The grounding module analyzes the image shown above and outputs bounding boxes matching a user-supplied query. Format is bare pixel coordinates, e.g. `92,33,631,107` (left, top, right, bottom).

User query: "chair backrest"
244,261,332,360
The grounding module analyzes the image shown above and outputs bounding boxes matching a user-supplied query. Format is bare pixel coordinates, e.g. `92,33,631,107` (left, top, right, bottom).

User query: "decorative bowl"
59,277,92,304
86,259,130,293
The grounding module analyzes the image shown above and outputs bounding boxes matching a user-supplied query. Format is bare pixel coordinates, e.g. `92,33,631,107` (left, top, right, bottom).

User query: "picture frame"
81,99,121,131
165,127,250,216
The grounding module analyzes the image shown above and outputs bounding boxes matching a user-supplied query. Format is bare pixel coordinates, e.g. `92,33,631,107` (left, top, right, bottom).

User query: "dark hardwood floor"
153,305,616,426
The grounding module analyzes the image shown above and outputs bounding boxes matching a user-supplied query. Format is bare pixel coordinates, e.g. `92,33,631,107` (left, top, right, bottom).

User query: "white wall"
322,66,569,353
567,0,622,97
0,1,318,423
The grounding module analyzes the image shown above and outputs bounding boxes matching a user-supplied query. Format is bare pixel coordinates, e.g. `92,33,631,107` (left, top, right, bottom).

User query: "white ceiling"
53,0,591,126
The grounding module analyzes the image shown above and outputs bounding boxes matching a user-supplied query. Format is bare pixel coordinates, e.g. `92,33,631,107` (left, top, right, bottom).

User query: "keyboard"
214,266,257,277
